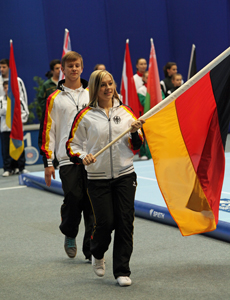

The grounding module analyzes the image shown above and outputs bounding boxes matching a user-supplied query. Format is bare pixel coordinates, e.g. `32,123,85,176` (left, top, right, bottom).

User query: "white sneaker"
117,276,132,287
21,169,29,174
140,155,148,160
14,168,20,175
92,255,105,277
2,171,13,177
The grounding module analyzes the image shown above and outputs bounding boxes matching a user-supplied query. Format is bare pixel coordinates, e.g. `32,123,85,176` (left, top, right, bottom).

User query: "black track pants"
88,172,137,278
59,164,94,259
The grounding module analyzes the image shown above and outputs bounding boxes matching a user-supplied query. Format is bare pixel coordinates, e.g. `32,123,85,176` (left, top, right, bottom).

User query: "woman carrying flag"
66,70,144,287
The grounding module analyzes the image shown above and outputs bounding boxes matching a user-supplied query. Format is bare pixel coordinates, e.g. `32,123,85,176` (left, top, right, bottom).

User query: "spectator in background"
160,62,178,97
137,71,149,108
133,58,147,92
0,62,6,98
94,64,106,71
137,71,165,107
166,73,183,96
0,81,29,176
0,58,29,176
0,59,28,109
37,59,61,169
0,81,13,176
133,58,147,116
37,59,61,113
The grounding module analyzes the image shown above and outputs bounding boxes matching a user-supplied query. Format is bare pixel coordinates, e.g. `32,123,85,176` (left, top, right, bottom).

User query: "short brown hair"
61,51,83,68
3,80,8,87
0,59,9,67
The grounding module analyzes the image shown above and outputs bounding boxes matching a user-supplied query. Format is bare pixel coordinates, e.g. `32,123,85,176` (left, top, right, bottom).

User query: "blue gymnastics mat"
19,154,230,243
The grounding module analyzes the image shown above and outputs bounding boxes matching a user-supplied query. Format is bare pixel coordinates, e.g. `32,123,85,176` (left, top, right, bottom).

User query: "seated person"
137,71,165,107
166,73,183,96
160,62,178,97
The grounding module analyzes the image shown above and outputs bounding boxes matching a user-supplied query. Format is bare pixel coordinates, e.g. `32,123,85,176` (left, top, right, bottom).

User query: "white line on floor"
137,176,157,181
0,186,26,191
221,191,230,195
137,176,230,196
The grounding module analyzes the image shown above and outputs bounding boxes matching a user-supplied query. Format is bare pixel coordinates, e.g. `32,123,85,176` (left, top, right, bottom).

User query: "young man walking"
39,51,93,260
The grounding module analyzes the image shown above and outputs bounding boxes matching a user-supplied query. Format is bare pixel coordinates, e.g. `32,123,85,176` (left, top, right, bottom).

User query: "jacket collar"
89,97,122,108
58,78,88,91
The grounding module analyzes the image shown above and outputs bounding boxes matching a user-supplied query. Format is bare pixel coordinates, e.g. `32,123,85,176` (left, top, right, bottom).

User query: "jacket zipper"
108,111,114,178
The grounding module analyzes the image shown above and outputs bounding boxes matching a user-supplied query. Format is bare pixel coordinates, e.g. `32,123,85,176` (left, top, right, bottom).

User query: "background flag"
187,44,197,80
59,28,72,81
7,40,24,160
142,47,230,236
144,38,162,113
120,39,140,117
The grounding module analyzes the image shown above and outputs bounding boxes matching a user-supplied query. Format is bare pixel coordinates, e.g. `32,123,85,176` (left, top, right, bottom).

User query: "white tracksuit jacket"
66,98,143,180
39,79,89,168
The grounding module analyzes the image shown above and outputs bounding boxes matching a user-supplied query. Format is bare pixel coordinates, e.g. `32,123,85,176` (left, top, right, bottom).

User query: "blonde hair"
88,70,119,107
61,51,83,68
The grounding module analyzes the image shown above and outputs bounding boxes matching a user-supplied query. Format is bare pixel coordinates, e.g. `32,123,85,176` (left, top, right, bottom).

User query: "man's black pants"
59,164,93,259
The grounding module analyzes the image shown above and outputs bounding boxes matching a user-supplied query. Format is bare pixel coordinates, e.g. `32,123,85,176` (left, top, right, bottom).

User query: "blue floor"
19,153,230,243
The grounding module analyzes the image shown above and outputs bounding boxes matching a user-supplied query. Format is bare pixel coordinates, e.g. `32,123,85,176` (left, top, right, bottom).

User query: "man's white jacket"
39,79,89,168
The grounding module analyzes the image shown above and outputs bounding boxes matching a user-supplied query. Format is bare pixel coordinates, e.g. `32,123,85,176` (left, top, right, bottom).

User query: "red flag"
144,39,162,113
120,40,140,117
7,40,24,160
59,28,72,81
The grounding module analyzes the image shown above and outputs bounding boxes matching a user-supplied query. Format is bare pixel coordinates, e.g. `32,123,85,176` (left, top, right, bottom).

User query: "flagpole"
94,127,132,158
59,28,71,81
187,44,196,81
94,46,230,158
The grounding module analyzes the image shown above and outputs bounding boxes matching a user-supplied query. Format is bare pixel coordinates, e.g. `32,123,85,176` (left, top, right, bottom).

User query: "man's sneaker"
64,236,77,258
2,171,13,177
92,255,105,277
86,255,92,263
14,168,20,175
117,276,132,287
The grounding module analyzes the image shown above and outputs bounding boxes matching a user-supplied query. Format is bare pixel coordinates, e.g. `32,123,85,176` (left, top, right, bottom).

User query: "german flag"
143,48,230,236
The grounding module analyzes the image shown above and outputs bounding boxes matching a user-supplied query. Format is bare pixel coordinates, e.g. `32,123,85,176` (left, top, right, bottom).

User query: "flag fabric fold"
59,28,72,81
144,39,162,113
7,41,24,160
143,47,230,236
120,40,140,118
